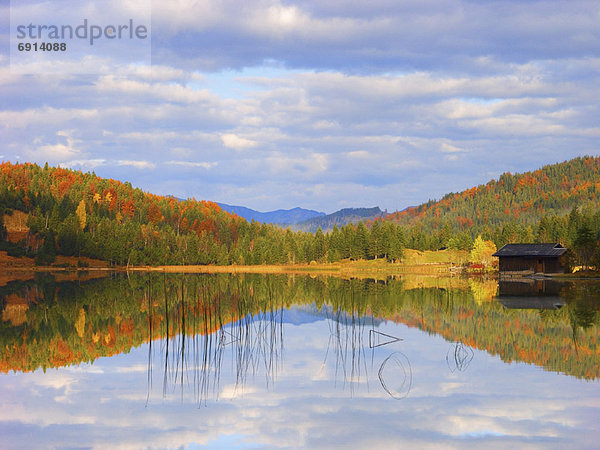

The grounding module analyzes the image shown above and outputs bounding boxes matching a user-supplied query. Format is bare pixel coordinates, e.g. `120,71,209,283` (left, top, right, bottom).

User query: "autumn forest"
1,156,600,268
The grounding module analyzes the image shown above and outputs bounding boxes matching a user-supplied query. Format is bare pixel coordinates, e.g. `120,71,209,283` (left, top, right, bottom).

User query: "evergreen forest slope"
386,156,600,249
0,162,243,265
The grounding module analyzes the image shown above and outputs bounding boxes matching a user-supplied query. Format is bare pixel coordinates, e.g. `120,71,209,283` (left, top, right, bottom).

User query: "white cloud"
124,64,202,82
0,107,99,130
115,364,148,374
31,130,82,162
440,143,467,154
166,160,218,169
347,150,369,158
95,75,213,104
35,143,80,161
116,160,156,170
265,152,328,176
221,133,258,150
31,372,77,392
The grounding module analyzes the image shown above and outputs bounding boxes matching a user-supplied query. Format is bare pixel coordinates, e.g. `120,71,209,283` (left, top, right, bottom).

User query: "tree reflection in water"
1,272,598,399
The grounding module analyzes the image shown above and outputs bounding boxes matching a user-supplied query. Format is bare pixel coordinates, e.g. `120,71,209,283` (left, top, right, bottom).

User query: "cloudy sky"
1,0,600,213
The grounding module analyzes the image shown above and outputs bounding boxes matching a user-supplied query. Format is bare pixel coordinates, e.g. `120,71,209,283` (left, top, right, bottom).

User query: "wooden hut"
492,243,567,274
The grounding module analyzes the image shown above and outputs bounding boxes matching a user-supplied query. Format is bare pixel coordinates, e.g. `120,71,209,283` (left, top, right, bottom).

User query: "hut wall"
498,257,537,272
498,256,565,273
543,257,565,273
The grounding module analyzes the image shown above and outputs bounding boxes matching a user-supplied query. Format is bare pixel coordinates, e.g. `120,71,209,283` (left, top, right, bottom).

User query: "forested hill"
0,162,404,266
0,162,244,265
387,156,600,236
2,158,599,266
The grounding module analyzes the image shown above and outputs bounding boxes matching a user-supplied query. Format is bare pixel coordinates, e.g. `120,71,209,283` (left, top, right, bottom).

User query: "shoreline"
1,250,598,279
2,265,599,280
0,259,472,278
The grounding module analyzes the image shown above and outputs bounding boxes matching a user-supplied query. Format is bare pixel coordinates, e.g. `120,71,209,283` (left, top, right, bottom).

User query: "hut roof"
492,243,567,258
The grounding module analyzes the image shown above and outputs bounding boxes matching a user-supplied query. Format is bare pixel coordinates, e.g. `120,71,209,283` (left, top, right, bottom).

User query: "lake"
0,272,599,448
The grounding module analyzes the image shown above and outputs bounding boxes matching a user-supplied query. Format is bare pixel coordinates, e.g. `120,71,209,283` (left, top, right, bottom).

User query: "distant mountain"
217,203,325,224
217,202,384,231
292,207,383,232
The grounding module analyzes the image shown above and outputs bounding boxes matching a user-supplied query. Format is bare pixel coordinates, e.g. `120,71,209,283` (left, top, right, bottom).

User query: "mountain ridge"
217,203,325,224
291,207,384,232
217,203,385,232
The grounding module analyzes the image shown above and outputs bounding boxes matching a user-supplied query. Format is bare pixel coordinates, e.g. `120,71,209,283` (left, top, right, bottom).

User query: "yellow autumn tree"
469,235,497,267
75,308,86,338
76,199,86,230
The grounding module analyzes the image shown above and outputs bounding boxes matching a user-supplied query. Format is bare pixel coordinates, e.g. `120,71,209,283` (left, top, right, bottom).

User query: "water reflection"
446,342,474,373
149,288,410,404
1,272,599,448
369,330,403,348
378,352,412,400
0,272,599,381
496,279,565,309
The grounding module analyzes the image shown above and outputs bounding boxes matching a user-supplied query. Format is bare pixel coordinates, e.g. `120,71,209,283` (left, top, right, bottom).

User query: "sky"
1,0,600,213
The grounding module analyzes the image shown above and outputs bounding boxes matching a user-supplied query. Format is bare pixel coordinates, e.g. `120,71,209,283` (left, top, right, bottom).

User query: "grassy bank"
132,249,472,277
0,248,482,279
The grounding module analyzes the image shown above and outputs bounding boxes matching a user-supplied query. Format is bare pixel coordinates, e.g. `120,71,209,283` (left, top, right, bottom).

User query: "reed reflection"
144,274,413,404
378,352,412,400
320,303,410,400
446,342,474,373
145,274,286,406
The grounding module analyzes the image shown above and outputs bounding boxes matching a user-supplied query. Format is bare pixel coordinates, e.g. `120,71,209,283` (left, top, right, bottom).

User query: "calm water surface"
0,273,599,448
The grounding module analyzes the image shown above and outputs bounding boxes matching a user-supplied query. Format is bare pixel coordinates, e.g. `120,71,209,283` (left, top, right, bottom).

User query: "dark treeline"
0,160,599,267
